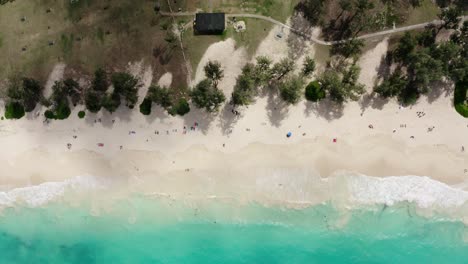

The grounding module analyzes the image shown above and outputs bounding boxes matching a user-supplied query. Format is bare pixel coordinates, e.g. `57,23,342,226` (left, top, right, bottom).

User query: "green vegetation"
318,62,365,103
191,79,226,112
142,85,191,116
6,77,44,113
45,81,72,120
83,69,139,114
85,69,108,113
454,80,468,117
139,98,153,115
231,55,320,106
4,101,25,119
305,81,325,102
375,18,468,107
279,75,304,104
191,60,226,112
302,56,316,77
111,72,140,108
331,38,365,59
296,0,440,41
78,110,86,119
169,98,190,116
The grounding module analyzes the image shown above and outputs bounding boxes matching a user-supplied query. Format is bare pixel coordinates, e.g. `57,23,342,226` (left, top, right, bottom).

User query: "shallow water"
1,197,467,264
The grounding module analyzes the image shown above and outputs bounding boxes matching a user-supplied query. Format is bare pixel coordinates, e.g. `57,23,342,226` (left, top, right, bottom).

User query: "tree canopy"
279,75,304,104
191,79,226,112
204,60,224,88
302,56,316,77
305,81,325,102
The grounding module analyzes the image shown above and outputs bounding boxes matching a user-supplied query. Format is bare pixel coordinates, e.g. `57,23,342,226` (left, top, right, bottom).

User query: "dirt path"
161,11,468,46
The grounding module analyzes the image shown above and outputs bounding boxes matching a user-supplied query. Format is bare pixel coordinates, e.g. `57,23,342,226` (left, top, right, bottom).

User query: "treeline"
374,7,467,106
295,0,466,41
0,0,15,5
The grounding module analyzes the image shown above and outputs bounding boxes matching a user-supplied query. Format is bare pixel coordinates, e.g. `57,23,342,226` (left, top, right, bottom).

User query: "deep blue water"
0,198,467,264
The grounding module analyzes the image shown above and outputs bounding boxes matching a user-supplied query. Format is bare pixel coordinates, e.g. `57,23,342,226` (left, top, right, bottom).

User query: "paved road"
161,11,468,46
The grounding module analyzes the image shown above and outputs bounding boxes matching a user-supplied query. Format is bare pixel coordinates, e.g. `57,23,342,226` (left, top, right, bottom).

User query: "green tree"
102,92,121,113
4,101,25,119
319,68,365,103
13,78,44,112
439,6,462,31
407,49,444,92
169,98,190,116
271,58,295,80
279,75,304,104
253,56,273,85
78,111,86,119
320,70,344,103
296,0,324,25
84,89,103,113
92,68,109,92
231,68,256,106
417,27,437,47
302,56,316,77
111,72,139,108
305,81,325,102
331,38,364,58
147,85,172,109
191,79,226,112
204,60,224,88
394,32,417,63
139,98,153,115
63,78,81,106
374,69,408,98
46,81,71,120
430,41,460,76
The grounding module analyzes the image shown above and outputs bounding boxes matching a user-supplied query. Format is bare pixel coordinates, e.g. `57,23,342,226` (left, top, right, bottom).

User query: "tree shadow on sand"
359,93,390,115
304,98,344,120
287,13,314,60
426,80,454,104
266,89,289,127
143,105,171,124
182,106,216,135
217,102,241,135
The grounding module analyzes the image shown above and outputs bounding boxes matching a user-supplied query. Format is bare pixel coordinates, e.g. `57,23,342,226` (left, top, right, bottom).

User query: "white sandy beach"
0,28,468,220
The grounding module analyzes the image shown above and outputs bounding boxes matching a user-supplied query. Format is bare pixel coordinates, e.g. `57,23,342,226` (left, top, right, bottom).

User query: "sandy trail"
192,38,247,96
158,72,173,88
43,63,66,98
358,38,389,90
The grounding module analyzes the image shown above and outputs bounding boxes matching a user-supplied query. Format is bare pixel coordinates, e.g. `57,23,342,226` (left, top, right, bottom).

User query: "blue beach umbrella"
287,132,292,138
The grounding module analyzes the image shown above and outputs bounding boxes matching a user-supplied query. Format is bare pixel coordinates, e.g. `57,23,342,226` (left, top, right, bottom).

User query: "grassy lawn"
0,0,187,92
163,0,299,23
183,18,274,74
403,0,440,26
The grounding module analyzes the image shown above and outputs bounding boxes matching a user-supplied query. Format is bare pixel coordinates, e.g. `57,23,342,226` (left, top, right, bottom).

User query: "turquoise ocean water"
0,196,467,264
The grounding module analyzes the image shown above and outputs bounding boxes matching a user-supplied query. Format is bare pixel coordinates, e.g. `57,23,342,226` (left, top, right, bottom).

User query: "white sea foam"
0,175,107,208
1,171,467,212
346,174,468,208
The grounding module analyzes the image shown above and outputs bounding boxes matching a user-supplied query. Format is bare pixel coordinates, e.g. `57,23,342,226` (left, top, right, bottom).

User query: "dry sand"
358,38,389,90
157,72,173,88
192,38,247,96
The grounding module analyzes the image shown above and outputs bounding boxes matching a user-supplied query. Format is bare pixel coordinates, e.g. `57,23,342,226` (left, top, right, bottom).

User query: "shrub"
305,81,325,102
4,102,25,119
44,110,55,119
454,80,468,117
139,98,152,115
78,111,86,119
279,75,304,104
54,103,71,120
169,98,190,116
